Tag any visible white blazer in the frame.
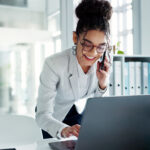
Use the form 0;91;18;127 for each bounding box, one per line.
36;49;106;137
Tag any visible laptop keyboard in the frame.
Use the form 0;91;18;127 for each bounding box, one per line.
49;139;77;150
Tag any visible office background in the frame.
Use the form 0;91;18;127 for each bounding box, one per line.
0;0;149;117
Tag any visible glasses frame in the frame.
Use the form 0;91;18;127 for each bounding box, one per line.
79;38;109;54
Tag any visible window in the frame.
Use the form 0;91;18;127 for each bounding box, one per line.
110;0;133;55
48;11;61;53
9;43;50;116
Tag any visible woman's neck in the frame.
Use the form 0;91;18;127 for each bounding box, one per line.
76;55;90;74
81;65;90;74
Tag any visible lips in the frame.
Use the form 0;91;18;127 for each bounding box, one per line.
84;55;96;61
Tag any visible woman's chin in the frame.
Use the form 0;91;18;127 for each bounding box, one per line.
83;61;95;68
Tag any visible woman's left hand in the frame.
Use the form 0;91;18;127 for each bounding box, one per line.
96;56;111;90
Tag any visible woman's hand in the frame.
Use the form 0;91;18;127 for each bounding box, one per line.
96;56;112;90
61;124;80;138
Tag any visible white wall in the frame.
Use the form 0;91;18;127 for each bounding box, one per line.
0;0;46;29
28;0;45;12
133;0;150;55
0;7;45;29
141;0;150;56
46;0;60;15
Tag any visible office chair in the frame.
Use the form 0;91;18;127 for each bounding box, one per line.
0;114;43;145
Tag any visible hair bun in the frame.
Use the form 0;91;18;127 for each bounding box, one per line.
76;0;112;21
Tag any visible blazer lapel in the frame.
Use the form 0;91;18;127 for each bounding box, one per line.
68;51;79;100
87;63;98;95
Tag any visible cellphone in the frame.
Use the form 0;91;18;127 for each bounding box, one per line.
99;51;106;70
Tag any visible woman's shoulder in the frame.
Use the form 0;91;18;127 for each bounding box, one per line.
44;48;72;70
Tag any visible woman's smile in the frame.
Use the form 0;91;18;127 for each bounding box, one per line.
83;55;96;61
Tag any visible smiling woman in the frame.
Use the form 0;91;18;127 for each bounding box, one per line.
74;30;106;73
36;0;113;139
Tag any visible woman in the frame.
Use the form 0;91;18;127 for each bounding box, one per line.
36;0;112;139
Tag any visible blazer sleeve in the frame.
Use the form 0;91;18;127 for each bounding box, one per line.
94;83;107;97
35;59;68;137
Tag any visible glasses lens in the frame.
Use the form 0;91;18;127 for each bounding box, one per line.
97;45;106;53
81;40;93;51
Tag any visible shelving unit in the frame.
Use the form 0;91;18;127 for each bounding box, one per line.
108;55;150;96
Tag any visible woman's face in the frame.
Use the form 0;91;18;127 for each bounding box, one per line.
73;30;107;71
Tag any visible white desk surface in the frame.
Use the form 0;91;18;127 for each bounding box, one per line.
0;137;77;150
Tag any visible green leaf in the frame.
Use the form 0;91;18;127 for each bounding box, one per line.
117;50;124;54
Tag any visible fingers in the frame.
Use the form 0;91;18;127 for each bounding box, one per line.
72;124;80;132
61;124;81;138
98;56;111;73
65;131;73;138
71;124;80;137
96;61;100;72
70;129;79;137
104;60;110;73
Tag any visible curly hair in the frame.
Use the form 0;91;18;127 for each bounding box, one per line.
75;0;113;44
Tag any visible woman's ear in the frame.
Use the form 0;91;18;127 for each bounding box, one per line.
73;31;78;45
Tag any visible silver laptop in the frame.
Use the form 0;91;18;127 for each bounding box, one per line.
49;95;150;150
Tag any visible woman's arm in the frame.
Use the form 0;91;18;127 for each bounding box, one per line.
35;59;68;137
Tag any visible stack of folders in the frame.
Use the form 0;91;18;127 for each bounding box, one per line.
142;62;150;95
108;60;122;96
126;61;150;95
124;62;129;95
108;71;114;96
108;60;150;96
113;61;122;96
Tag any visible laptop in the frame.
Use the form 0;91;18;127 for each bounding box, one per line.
49;95;150;150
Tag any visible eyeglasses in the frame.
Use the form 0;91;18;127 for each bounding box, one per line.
80;39;108;53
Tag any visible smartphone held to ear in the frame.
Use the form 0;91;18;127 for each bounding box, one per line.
100;51;106;70
99;50;112;71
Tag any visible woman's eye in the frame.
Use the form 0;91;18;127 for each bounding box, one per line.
84;42;92;47
98;45;106;50
85;44;92;47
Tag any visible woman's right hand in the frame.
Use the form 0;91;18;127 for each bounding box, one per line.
61;124;81;138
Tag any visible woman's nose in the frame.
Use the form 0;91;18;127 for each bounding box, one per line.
89;46;98;56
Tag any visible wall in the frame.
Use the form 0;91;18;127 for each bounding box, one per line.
0;0;46;29
46;0;60;15
141;0;150;56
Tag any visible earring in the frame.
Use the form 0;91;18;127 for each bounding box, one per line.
72;44;77;55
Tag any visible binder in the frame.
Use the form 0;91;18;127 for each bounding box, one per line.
113;61;122;96
142;62;149;95
108;71;114;96
135;62;142;95
128;62;135;95
148;63;150;94
124;62;129;95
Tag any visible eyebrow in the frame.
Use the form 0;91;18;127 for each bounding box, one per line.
83;38;106;46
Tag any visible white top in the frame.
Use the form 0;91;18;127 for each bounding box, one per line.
75;58;95;114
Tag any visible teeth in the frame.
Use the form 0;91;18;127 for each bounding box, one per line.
86;56;95;59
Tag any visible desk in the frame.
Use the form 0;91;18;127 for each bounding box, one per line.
0;137;77;150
